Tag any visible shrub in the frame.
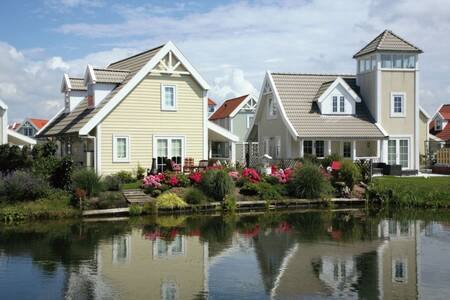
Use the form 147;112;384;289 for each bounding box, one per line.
49;156;74;190
129;204;143;216
288;163;334;199
242;168;261;183
264;175;280;185
97;191;126;209
320;153;341;168
223;194;237;212
189;172;202;185
1;171;50;202
116;171;135;184
32;156;59;179
338;160;361;188
143;174;164;188
31;141;57;159
155;192;188;209
184;188;207;204
0;145;33;174
72;168;103;197
257;182;282;200
103;175;122;191
136;163;146;180
239;182;259;196
200;169;234;201
301;153;318;164
228;171;240;181
271;168;293;184
176;174;190;187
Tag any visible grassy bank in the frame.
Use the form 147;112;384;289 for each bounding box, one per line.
366;176;450;208
0;191;80;222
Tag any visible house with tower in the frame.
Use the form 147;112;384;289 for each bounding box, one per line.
247;30;428;173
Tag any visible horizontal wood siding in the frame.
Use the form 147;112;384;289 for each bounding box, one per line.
100;73;204;175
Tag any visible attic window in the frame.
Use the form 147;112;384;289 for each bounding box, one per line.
267;96;277;119
435;118;442;131
161;85;176;111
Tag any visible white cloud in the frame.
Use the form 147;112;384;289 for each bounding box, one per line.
209;68;258;102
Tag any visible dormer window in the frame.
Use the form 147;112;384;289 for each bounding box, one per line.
435;118;442;131
332;96;337;112
339;96;345;113
317;77;360;115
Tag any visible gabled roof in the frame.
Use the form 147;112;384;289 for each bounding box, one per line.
208;98;216;106
28;118;48;130
39;42;209;137
0;98;8;110
92;68;130;84
266;72;385;138
69;78;87;91
353;30;423;58
314;77;361;103
437;104;450;120
209;95;249;120
429;104;450;141
8;122;20;130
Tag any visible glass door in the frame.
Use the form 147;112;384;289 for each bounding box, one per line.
171;139;182;165
155;137;184;172
157;139;168;172
399;140;409;168
388;140;397;165
388;139;409;168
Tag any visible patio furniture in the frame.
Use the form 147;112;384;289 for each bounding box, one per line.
166;158;182;173
197;160;209;171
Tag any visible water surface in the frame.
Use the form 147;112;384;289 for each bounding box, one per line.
1;210;450;299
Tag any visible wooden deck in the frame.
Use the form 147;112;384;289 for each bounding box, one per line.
122;189;153;204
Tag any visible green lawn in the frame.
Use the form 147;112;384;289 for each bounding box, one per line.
121;181;141;190
367;176;450;208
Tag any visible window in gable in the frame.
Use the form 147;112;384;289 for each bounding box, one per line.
332;96;338;112
340;96;345;113
267;96;277;119
161;85;176;111
391;93;405;117
435;118;442;131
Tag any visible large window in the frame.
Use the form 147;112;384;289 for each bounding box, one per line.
343;142;351;158
303;140;313;155
388;138;409;168
154;137;184;172
113;135;130;163
154;235;185;258
211;141;229;158
381;54;416;69
161;85;176;110
391;93;405;117
315;141;325;158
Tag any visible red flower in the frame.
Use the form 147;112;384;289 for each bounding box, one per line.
168;175;179;187
189;172;202;184
242;168;261;183
143;230;160;241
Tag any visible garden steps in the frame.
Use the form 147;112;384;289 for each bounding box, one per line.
122;189;153;204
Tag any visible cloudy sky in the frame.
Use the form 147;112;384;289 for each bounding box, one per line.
1;0;449;121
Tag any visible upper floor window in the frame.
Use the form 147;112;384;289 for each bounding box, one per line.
332;96;345;113
267;96;277;119
23;126;34;137
161;85;176;110
339;96;345;113
358;55;377;73
381;54;415;69
247;115;254;128
391;93;405;117
332;96;338;112
435;118;442;131
113;135;130;163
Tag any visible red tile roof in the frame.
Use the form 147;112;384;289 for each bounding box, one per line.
8;122;21;130
208;98;216;106
209;95;248;120
430;105;450;141
439;104;450;119
29;118;49;130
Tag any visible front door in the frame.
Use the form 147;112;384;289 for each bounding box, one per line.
388;138;409;168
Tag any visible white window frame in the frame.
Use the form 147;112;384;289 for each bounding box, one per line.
152;135;186;170
153;235;186;259
390;92;406;118
161;84;177;111
275;136;281;159
339;96;345;113
112;235;131;264
246;114;254;129
332;96;338;112
392;258;408;283
112;135;130;163
387;136;411;169
267;96;278;120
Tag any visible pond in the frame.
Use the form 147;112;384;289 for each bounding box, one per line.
1;209;450;299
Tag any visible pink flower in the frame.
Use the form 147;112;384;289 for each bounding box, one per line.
272;167;293;184
168;175;179;187
228;171;240;181
143;174;162;188
242;168;261;183
189;172;202;184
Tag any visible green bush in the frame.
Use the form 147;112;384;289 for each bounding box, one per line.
49;156;74;190
239;182;259;196
142;202;157;214
176;173;190;187
136;163;146;180
155;192;188;209
200;170;234;201
320;153;341;168
1;171;50;202
223;194;237;212
338;160;361;188
31;141;57;159
32;156;59;179
288;163;334;199
301;153;318;164
257;182;282;200
116;171;135;184
264;175;280;185
97;191;126;209
184;188;207;204
103;175;122;191
72;168;103;197
129;204;143;216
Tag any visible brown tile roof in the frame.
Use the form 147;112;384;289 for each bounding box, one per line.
69;78;87;91
38;45;164;137
93;68;130;83
209;95;248;120
270;73;385;139
29;118;48;130
353;30;422;58
208;98;216;106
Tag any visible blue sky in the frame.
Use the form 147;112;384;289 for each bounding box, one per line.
1;0;450;121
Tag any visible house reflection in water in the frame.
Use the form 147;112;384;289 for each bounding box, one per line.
96;229;208;300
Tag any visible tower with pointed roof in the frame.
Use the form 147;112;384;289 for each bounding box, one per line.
354;30;422;171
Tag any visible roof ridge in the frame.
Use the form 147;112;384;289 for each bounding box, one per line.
223;94;249;102
376;30;390;50
93;67;130;72
107;44;165;68
271;72;355;77
385;30;422;52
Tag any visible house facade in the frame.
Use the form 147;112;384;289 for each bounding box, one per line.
429;104;450;143
9;118;48;137
209;94;257;163
248;30;425;172
208;98;217;115
37;42;219;175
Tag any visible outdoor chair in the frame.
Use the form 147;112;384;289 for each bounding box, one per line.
198;160;209;171
183;157;195;173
